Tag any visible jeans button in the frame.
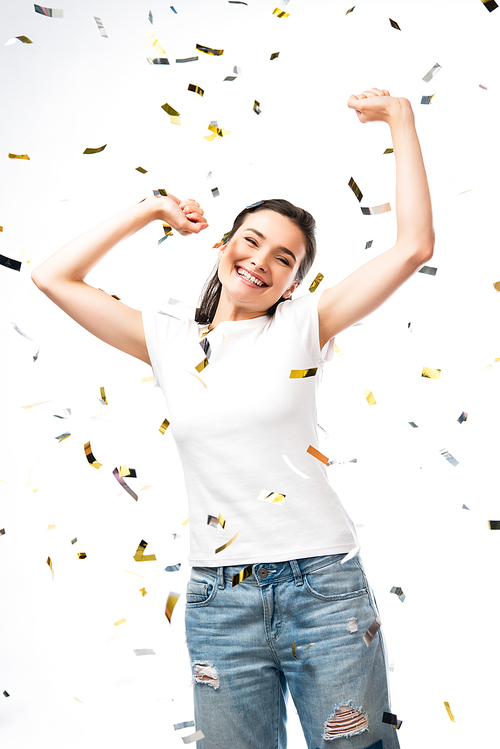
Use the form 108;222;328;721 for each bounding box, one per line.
258;568;268;579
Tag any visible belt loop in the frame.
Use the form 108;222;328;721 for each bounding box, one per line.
290;559;303;587
217;566;225;590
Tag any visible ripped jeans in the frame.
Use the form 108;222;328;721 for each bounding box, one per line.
185;554;400;749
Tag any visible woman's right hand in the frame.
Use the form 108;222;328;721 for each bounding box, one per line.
150;193;209;235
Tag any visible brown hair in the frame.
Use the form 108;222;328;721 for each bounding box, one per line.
195;199;317;324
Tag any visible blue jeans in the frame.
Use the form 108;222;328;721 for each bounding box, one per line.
185;554;400;749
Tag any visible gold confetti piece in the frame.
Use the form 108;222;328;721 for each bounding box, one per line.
165;592;180;622
113;467;138;501
303;643;314;651
346;5;355;13
282;454;310;479
142;375;154;382
348;177;363;202
383;148;394;154
1;253;22;271
364;616;381;646
422;63;441;82
273;7;289;18
421;94;435;105
334;343;343;356
257;490;286;505
186;371;208;388
182;517;190;526
146;32;165;55
47;524;55;530
136;166;147;173
188;83;204;97
159;418;170;434
292;642;298;659
488;520;500;529
77;552;87;559
114;618;126;626
481;0;498;12
99;386;107;405
363;389;377;406
71;537;77;544
422;367;441;379
73;696;83;703
204;123;231;140
232;565;252;587
270;51;280;59
493;281;500;291
55;432;70;441
361;203;391;215
123;569;145;577
309;272;324;292
8;153;30;160
216;529;241;554
134;648;156;656
174;721;195;731
46;556;54;580
83;145;107;155
196;43;224;56
307;445;329;465
389;18;401;29
444;701;455;722
16;35;33;43
140;587;147;596
0;226;3;231
34;4;64;17
182;732;205;745
170;115;181;125
161;101;180;118
94;16;108;37
481;364;493;373
84;441;102;469
141;485;152;491
195;358;209;373
133;539;157;562
207;513;226;529
289;368;318;378
479;82;488;89
418;265;437;276
253;100;261;114
119;466;130;477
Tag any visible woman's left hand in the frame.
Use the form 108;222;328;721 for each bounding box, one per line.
347;88;412;124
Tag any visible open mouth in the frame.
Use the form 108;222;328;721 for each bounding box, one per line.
236;267;267;287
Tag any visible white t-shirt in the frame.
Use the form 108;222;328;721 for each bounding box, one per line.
142;290;358;566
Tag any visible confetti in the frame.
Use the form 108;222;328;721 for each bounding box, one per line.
8;153;30;160
99;386;108;405
309;272;324;292
186;371;208;387
421;94;435;105
9;36;33;44
204;123;231;141
77;552;87;559
282;454;310;479
383;148;393;154
457;411;468;424
257;490;286;505
199;337;211;359
195;358;208;373
140;587;147;597
3;691;10;697
292;642;298;659
11;322;34;340
113;467;138;501
347;618;358;633
94;16;108;37
348;177;363;202
383;712;402;729
207;514;226;530
174;722;195;731
165;563;181;571
270;51;280;59
165;592;179;623
233;66;243;74
229;0;248;4
440;448;458;467
176;56;198;63
0;529;5;536
196;43;223;56
148;9;153;23
171;6;177;12
71;538;77;544
161;102;180;118
481;0;498;11
136;166;147;174
182;518;190;526
83;145;107;155
365;240;373;249
289;368;317;378
134;649;155;656
55;432;70;441
182;732;205;745
389;18;401;29
148;57;170;64
188;83;204;97
215;530;241;554
390;586;406;602
363;616;381;646
409;421;418;428
147;32;165;55
422;367;441;379
334;343;343;356
418;265;437;275
232;565;252;587
224;76;237;81
134;540;157;562
34;4;64;18
273;7;289;18
114;618;126;626
363;389;376;406
488;520;500;530
159;418;170;434
252;99;262;115
46;556;54;580
422;63;441;82
346;6;355;14
84;441;102;469
361;203;391;215
479;82;488;89
444;701;455;722
211;187;220;197
47;525;55;530
307;445;329;465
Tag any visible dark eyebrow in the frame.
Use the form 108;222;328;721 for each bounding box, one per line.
245;228;297;264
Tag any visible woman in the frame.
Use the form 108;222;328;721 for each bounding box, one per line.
32;89;433;749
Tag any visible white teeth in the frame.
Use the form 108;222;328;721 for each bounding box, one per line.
237;268;264;286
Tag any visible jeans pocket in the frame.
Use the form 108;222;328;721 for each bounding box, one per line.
186;570;218;608
303;558;368;602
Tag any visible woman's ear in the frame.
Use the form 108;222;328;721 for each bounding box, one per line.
217;243;227;259
283;281;301;299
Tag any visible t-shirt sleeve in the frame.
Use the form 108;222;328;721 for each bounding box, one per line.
141;308;165;387
275;289;335;364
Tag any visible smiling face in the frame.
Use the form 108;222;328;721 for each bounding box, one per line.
216;210;307;319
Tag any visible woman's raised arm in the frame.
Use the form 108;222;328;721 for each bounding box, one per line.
318;89;434;347
31;195;208;364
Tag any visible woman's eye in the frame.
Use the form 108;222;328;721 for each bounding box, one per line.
278;257;290;265
245;237;257;245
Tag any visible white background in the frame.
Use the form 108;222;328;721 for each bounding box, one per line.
1;0;499;747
